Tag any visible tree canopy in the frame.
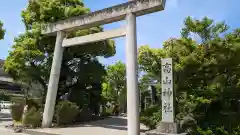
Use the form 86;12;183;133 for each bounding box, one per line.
3;0;115;112
102;61;127;112
0;21;5;40
138;16;240;134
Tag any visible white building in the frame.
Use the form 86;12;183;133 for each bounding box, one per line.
0;101;12;113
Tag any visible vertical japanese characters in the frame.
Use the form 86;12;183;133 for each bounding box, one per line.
161;58;174;123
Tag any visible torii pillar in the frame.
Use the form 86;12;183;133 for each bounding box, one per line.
125;1;140;134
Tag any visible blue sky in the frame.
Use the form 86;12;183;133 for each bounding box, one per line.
0;0;240;65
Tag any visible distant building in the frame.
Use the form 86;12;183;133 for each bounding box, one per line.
0;59;22;92
0;101;12;113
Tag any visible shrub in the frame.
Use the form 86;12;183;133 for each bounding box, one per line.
140;105;161;129
194;126;240;135
10;103;24;121
106;106;114;115
141;104;160;116
100;105;111;117
76;107;93;122
55;101;79;125
26;98;40;110
0;92;10;101
22;107;41;128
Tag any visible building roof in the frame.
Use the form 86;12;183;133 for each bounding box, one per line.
0;59;10;77
0;68;10;77
0;59;4;68
0;59;21;91
0;59;4;64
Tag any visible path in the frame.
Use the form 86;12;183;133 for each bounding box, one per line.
0;112;27;135
26;116;149;135
0;127;28;135
0;112;149;135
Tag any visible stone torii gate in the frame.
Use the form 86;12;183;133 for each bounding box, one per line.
41;0;166;135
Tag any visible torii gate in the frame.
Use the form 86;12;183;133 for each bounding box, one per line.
41;0;166;135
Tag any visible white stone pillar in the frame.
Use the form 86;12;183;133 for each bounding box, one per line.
161;58;174;123
42;31;65;128
126;11;140;135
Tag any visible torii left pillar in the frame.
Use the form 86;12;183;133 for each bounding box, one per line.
126;3;140;135
42;31;65;128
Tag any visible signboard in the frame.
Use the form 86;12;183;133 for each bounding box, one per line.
161;58;174;123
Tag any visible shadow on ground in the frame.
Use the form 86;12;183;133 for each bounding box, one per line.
87;117;148;133
53;116;148;133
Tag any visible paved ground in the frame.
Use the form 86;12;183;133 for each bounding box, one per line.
0;112;149;135
0;127;28;135
27;116;149;135
0;112;28;135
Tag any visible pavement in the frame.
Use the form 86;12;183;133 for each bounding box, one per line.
0;111;149;135
0;112;28;135
0;127;28;135
25;116;149;135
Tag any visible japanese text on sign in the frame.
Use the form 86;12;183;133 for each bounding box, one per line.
161;58;174;123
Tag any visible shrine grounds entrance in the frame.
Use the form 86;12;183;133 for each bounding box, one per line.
41;1;166;135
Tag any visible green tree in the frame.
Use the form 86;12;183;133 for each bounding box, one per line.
138;16;240;134
138;73;161;111
4;0;115;113
181;16;228;53
102;61;126;113
139;74;153;99
0;21;5;40
0;92;10;101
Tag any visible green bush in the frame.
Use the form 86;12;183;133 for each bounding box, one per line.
141;105;160;116
23;107;41;128
0;92;10;101
76;107;93;122
100;105;111;117
26;98;40;110
55;101;79;125
106;106;114;115
140;105;161;129
195;126;240;135
10;103;24;121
